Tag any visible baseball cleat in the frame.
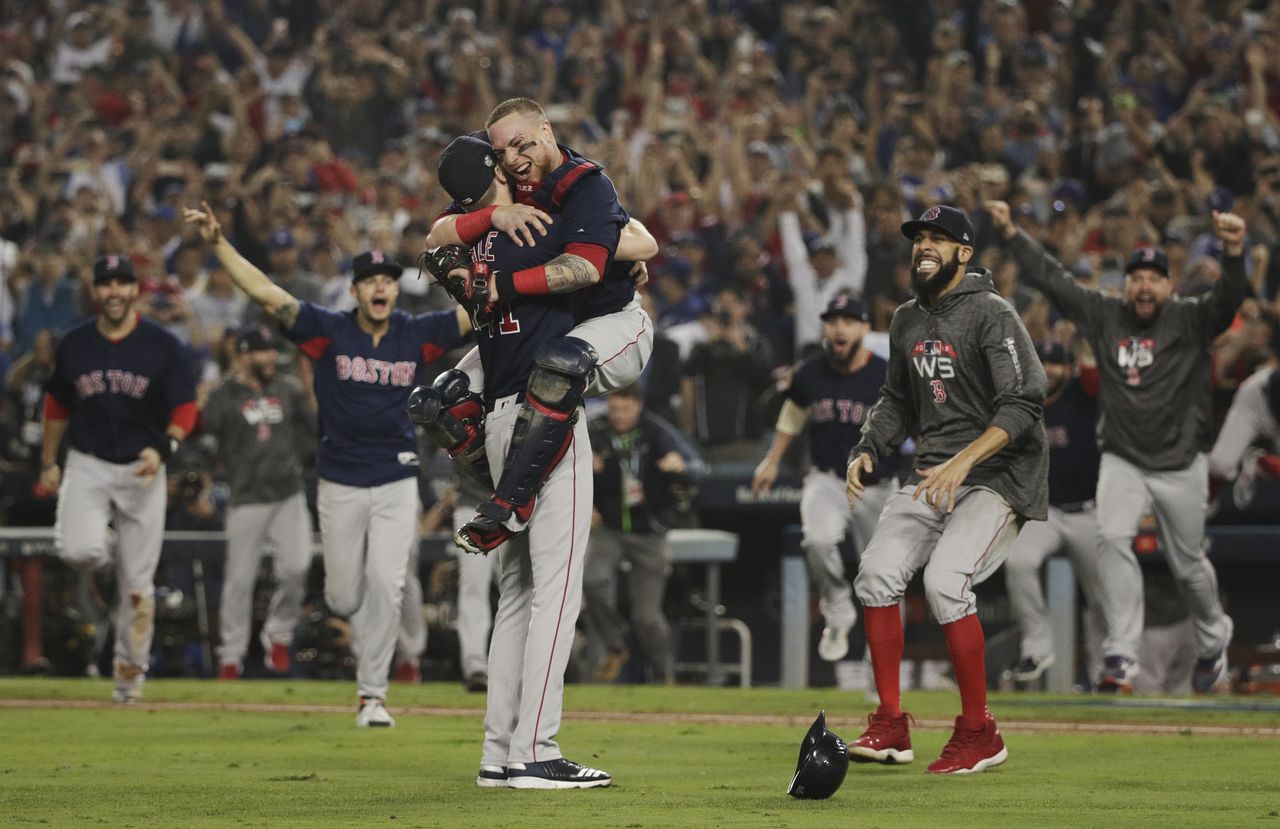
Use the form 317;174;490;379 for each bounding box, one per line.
464;672;488;693
506;758;612;789
455;514;512;554
927;712;1008;774
1097;655;1139;694
848;707;914;764
264;642;291;674
356;697;395;728
217;663;242;680
476;765;508;788
818;625;851;662
1011;654;1055;683
111;675;144;705
394;660;422;684
1192;616;1233;694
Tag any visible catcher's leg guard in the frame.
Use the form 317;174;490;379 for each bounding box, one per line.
407;369;490;486
456;338;596;553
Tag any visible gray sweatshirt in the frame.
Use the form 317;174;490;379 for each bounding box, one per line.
853;269;1049;520
202;373;315;505
1007;231;1247;471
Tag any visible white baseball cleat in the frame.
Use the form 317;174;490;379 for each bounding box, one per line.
818;626;851;662
476;765;509;788
111;675;144;705
356;697;395;728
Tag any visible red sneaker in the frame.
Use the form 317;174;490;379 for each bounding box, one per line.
394;660;421;684
217;663;241;680
265;642;290;674
848;707;915;764
927;713;1008;774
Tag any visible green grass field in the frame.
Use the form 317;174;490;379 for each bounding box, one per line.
2;679;1278;828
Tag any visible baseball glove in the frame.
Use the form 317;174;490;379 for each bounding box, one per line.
419;245;496;326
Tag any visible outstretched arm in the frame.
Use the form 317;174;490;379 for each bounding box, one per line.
184;201;299;327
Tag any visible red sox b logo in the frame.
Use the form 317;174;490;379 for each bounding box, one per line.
912;340;957;404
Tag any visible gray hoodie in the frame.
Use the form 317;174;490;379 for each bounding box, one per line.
852;269;1049;520
202;373;315;506
1007;231;1247;471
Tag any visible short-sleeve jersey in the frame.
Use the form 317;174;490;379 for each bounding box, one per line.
513;145;632;320
46;315;197;464
281;304;462;487
785;352;890;479
470;224;583;401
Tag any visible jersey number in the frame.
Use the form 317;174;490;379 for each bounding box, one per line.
930;379;947;403
497;310;521;335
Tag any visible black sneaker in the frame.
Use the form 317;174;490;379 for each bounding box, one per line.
1192;616;1233;694
464;672;488;693
476;765;508;788
507;758;612;789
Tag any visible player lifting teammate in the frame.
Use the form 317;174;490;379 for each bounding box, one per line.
422;99;655;555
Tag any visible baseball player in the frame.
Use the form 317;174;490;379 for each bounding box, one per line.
424;99;655;553
994;201;1246;694
1004;340;1106;685
185;203;470;727
751;291;894;663
412;148;611;789
1209;365;1280;507
453;474;500;691
845;205;1047;774
203;324;315;679
40;254;198;704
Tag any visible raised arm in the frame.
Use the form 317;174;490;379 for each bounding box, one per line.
184;201;299;327
1196;210;1249;336
988;200;1105;328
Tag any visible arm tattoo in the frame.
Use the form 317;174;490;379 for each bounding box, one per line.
544;253;600;293
272;299;300;330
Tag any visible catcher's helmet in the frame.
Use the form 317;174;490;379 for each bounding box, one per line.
787;710;849;800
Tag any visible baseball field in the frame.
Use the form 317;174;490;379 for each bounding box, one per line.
1;679;1277;828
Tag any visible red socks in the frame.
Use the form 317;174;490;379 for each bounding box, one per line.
865;605;904;717
943;613;988;729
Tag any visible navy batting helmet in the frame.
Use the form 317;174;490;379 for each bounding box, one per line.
787;711;849;800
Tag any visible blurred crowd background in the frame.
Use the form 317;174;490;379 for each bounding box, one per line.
1;0;1279;679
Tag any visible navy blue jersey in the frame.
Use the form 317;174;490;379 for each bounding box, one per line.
1043;377;1099;505
785;352;890;479
514;144;631;320
471;225;583;401
282;304;463;487
46;316;197;464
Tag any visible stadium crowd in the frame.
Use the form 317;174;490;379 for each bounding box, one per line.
1;0;1279;686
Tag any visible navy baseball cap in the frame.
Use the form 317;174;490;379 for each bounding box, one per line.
820;292;869;323
1124;246;1169;278
93;254;136;284
901;205;975;246
352;248;403;283
438;132;497;207
266;228;295;251
235;324;277;353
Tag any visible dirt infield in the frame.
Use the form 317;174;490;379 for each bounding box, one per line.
4;697;1277;738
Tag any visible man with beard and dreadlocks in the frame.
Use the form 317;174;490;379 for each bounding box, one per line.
991;200;1247;695
751;291;894;664
844;205;1047;774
